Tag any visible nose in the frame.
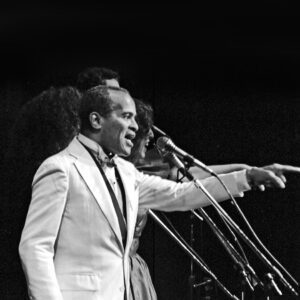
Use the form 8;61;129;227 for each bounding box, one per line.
130;117;139;132
148;129;154;139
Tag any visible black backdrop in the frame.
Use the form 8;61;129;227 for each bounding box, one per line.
0;4;300;299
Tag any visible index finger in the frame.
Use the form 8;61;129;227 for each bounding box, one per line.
280;165;300;173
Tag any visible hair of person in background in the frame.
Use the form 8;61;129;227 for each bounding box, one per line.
76;67;120;91
126;98;154;164
4;86;81;215
2;86;82;300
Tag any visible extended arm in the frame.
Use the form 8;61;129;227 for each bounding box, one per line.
184;163;299;192
189;163;251;180
137;166;285;212
191;162;300;182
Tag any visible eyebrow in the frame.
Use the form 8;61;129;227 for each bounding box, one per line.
113;103;123;110
122;111;136;118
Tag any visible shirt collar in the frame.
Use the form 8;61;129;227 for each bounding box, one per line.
78;133;117;167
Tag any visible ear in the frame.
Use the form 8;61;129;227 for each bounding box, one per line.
89;112;103;130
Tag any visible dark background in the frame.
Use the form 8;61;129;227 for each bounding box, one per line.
0;3;300;299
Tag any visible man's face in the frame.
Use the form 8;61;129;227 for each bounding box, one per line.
99;90;138;156
138;129;154;159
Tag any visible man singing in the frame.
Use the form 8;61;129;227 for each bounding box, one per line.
19;85;286;300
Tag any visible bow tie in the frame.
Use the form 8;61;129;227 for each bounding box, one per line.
98;156;116;168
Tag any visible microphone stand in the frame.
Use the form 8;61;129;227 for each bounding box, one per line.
189;154;299;291
153;127;299;297
175;164;206;300
192;175;298;296
188;210;210;299
148;209;240;300
176;167;264;296
189;213;196;300
188;162;298;296
192;209;258;298
166;150;260;298
156;133;258;280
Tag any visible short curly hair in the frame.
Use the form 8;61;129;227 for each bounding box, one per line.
134;98;153;139
3;86;81;264
79;85;130;131
127;98;153;163
76;67;120;91
6;86;81;174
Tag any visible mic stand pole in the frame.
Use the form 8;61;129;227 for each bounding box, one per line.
188;213;209;299
154;127;299;294
178;166;258;298
178;166;263;293
191;177;298;296
179;154;298;296
192;209;260;298
176;167;204;300
155;131;299;292
154;126;298;296
189;213;195;300
148;209;240;300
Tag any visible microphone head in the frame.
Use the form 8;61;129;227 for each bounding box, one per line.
156;136;175;152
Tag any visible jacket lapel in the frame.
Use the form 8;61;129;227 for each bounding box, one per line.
115;159;138;254
67;138;124;250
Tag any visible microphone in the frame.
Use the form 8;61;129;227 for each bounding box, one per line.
163;152;195;181
156;136;215;175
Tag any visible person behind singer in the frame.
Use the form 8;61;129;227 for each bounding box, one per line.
18;84;289;300
2;87;81;299
76;66;120;90
125;98;157;300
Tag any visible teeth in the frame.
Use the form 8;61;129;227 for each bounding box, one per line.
125;133;135;140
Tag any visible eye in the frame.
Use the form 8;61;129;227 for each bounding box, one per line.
123;113;132;119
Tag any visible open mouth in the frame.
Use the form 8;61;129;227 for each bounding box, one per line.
125;133;136;146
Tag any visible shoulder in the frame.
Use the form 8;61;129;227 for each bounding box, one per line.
38;137;82;169
32;147;75;185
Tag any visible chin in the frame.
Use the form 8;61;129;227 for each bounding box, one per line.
119;152;130;157
140;149;146;159
119;148;132;157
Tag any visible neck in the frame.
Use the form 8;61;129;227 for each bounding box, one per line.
80;130;115;158
102;147;115;159
80;130;99;144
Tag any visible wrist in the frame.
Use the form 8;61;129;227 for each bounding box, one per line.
243;164;252;170
246;168;255;188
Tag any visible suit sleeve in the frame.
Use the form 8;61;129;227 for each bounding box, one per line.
19;157;69;300
137;169;251;211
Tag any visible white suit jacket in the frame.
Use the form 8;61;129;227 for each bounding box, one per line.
19;137;250;300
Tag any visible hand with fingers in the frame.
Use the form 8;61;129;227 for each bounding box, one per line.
246;167;286;191
262;163;300;183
